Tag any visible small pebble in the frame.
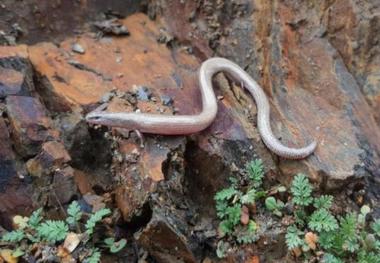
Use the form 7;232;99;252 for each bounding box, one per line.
160;94;173;106
136;86;152;101
72;43;85;54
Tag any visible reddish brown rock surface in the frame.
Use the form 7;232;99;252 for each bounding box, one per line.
0;1;380;262
6;96;57;157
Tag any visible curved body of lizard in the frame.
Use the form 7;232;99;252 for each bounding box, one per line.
86;57;317;159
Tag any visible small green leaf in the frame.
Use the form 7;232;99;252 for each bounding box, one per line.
216;240;229;258
313;195;333;210
28;208;43;229
247;159;264;187
371;219;380;236
110;239;127;253
322;253;343;263
247;220;257;232
37;220;69;242
85;248;101;263
85;208;111;236
66;201;82;225
360;205;371;215
308;209;338;232
214;187;238;201
285;226;304;249
291;174;313;206
241;189;256;204
265;197;277;211
1;230;25;242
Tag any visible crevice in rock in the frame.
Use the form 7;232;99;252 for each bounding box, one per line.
67;60;113;82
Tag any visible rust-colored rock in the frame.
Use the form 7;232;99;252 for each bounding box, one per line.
135;211;197;263
29;13;199;114
155;0;380;190
26;141;71;177
0;45;35;98
5;96;57;157
73;169;93;195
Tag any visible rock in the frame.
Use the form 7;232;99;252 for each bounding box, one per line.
29;13;200;113
0;45;35;98
135;210;197;263
136;85;152;101
0;1;140;44
26;141;71;177
71;43;85;54
160;94;173;106
0;67;25;98
73;169;93;195
93;19;130;36
155;0;380;190
5;96;57;157
49;166;79;206
0;118;33;228
325;0;380;125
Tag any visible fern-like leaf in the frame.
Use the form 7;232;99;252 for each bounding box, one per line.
37;220;68;242
28;208;43;229
339;213;359;252
247;159;264;188
285;226;304;249
1;230;25;242
372;219;380;237
214;187;238;201
291;174;313;206
66;201;82;225
216;201;229;219
241;188;256;205
358;250;380;263
308;209;338;232
314;195;333;210
85;249;101;263
319;231;336;250
85;208;111;235
322;253;343;263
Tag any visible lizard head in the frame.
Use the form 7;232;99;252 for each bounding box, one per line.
85;111;138;129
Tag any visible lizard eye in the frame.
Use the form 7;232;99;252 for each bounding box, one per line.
86;114;102;121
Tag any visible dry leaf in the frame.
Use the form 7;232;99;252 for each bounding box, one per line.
292;247;302;257
305;232;318;250
12;215;28;230
63;232;81;253
241;205;250;225
0;249;18;263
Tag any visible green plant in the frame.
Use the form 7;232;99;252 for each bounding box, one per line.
290;174;313;206
214;161;380;261
36;220;69;242
85;208;111;236
247;159;264;188
85;248;101;263
214;159;267;258
0;201;121;263
104;237;127;253
285;225;305;249
285;175;380;262
308;209;338;232
265;196;284;217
